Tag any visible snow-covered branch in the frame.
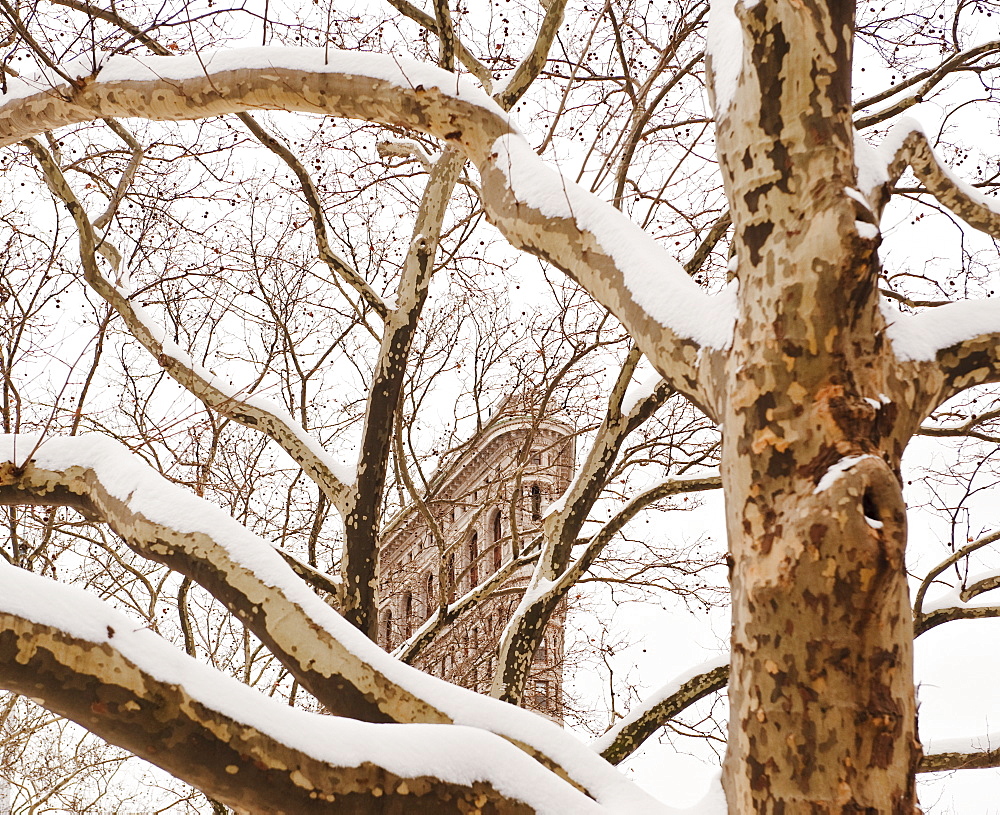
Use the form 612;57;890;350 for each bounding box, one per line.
592;657;729;765
873;122;1000;404
882;119;1000;237
0;435;673;813
0;46;729;405
0;434;437;725
914;528;1000;635
921;733;1000;773
0;563;604;814
884;298;1000;415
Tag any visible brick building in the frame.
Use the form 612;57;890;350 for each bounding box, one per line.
377;400;574;717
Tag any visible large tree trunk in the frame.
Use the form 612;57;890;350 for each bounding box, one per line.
712;0;921;809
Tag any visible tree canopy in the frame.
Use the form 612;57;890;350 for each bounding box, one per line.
2;0;1000;811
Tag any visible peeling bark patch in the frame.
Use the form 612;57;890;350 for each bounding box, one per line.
742;222;774;266
753;22;789;137
766;140;792;184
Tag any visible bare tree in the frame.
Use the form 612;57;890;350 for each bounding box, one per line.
1;0;1000;812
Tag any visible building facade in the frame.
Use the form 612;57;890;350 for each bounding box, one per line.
377;402;574;718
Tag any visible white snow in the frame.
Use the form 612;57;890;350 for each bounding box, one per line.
590;655;728;756
621;365;667;418
855;220;879;240
0;48;510;124
854;132;890;200
882;297;1000;362
859;115;1000;362
844;186;871;211
492;134;738;350
920;567;1000;614
706;0;745;115
0;433;689;814
812;454;875;494
0;562;604;813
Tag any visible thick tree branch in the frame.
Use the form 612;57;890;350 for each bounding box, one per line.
920;742;1000;773
0;49;724;411
494;0;568;110
594;659;729;766
0;564;585;814
341;148;464;635
883;121;1000;237
0;438;441;726
0;437;664;811
914;604;1000;636
913;529;1000;620
492;359;718;705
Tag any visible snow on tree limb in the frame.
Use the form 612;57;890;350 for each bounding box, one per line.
862;118;1000;404
21;135;358;515
0;564;603;814
0;434;675;814
882;118;1000;236
593;657;729;766
0;434;445;727
0;47;731;406
920;734;1000;773
882;297;1000;406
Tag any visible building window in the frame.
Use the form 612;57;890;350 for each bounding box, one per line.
491;511;503;571
533;678;551;710
531;452;542;466
383;609;393;648
530;485;542;520
537;637;547;661
468;532;479;586
425;572;435;615
403;592;413;637
446;553;456;601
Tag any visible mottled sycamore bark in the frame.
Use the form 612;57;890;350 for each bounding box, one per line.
4;2;1000;808
710;1;921;810
0;458;447;727
0;615;533;814
0;452;603;804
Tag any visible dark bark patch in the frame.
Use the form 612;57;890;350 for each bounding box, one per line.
765;447;795;480
747;754;772;792
862;488;880;525
742;221;774;266
752;22;789;137
765;140;792;188
744;181;774;214
799;444;840;486
940;346;995;383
